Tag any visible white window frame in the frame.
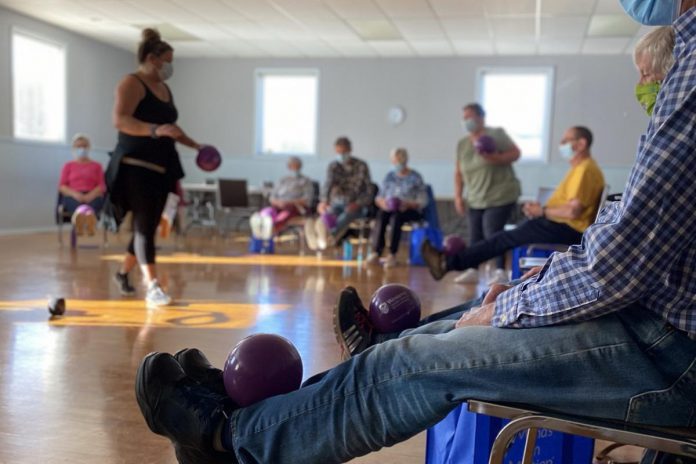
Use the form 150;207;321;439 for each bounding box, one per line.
254;68;319;157
11;27;68;144
476;67;555;164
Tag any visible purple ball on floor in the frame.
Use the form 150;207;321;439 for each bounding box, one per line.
223;333;303;407
368;284;421;333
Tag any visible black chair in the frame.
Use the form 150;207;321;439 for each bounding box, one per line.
217;179;256;233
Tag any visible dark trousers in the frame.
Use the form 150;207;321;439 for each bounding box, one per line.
371;209;423;255
468;202;516;270
119;165;169;265
61;195;104;216
446;217;583;271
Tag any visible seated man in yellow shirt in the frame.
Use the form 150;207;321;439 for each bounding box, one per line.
422;126;605;281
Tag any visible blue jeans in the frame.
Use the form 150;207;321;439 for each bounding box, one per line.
225;305;696;463
329;204;368;238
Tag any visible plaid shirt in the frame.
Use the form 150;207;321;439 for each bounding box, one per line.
494;9;696;335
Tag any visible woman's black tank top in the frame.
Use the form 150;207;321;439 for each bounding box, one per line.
113;74;181;173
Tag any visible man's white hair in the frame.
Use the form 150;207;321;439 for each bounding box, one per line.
633;26;676;79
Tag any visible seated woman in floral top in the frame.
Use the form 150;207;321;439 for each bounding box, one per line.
367;147;428;268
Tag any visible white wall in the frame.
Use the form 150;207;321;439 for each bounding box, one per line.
0;7;132;232
172;55;648;198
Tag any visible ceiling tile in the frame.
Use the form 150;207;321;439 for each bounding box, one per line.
428;0;485;17
538;37;583;54
348;19;401;40
441;18;490;39
593;0;628;15
80;1;158;24
484;0;536;17
409;39;454;55
452;39;494;55
588;14;640;37
324;0;385;19
582;37;632;54
489;17;535;38
375;0;434;19
219;0;288;21
298;19;358;39
170;0;243;21
495;37;537;55
175;22;235;41
369;40;414;56
394;19;445;39
541;0;595;16
540;16;589;38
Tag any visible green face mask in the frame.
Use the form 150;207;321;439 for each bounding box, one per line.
635;81;661;115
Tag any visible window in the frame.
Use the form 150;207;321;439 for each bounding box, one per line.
255;70;318;155
12;30;66;142
477;68;554;163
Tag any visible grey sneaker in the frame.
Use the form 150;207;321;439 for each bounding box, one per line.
304;219;318;251
113;272;136;296
146;280;172;307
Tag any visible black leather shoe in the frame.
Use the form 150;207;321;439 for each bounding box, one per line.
174;348;227;397
421;240;447;281
333;286;375;360
135;352;236;464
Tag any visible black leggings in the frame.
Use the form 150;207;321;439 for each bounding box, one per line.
119;165;169;265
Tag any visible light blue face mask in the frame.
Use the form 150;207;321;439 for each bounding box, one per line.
559;143;574;160
394;162;406;172
620;0;682;25
461;118;479;134
75;147;89;159
336;153;350;163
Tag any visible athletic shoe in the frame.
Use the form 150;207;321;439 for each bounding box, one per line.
85;214;97;236
113;272;136;296
454;268;480;284
72;211;86;236
315;218;329;250
383;254;398;269
304;219;318;251
364;252;380;265
487;269;510;285
174;348;227;397
249;213;263;239
260;215;273;240
421;240;447;281
135;352;235;464
333;286;374;360
146;280;172;307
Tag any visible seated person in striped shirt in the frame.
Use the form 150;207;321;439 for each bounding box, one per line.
421;125;605;281
134;8;696;463
249;157;314;240
366;148;427;269
58;133;106;235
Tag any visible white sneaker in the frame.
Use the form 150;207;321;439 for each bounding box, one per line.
454;268;480;284
304;219;318;251
260;215;273;240
365;252;380;265
383;254;398;269
146;280;172;307
487;269;510;285
250;213;263;239
315;218;329;250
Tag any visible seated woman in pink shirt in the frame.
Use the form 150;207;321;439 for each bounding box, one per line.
58;134;106;235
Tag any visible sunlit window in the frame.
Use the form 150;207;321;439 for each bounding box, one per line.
12;30;66;142
478;68;554;162
255;70;318;155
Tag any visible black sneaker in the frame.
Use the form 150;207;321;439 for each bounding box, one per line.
333;286;375;360
113;272;136;296
135;352;235;464
174;348;227;398
421;240;447;281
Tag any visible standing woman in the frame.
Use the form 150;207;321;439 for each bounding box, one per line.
453;103;521;285
107;28;202;306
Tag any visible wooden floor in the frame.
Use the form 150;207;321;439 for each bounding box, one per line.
0;230;484;464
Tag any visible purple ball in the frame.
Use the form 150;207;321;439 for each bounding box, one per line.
386;197;402;212
443;235;466;256
321;212;337;229
196;145;222;172
260;207;277;220
223;333;303;407
474;135;496;155
368;284;421;333
75;204;94;215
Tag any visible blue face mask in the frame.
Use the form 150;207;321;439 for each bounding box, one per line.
559;143;574;160
620;0;682;25
461;118;479;134
75;147;89;159
336;153;350;163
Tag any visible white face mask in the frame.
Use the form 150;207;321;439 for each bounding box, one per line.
559;142;574;160
74;147;89;159
158;61;173;81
